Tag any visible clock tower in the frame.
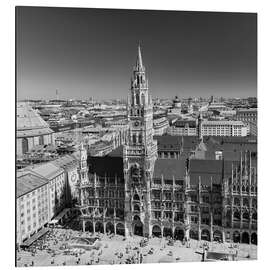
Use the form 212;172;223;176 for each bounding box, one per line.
123;45;157;237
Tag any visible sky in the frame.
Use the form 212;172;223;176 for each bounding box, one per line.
16;7;257;100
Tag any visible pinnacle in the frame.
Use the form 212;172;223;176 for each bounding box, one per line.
136;44;144;71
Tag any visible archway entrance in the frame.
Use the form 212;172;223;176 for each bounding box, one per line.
105;222;114;234
95;222;104;233
201;229;210;241
233;231;240;243
116;223;125;236
213;230;223;242
251;233;257;245
163;227;173;238
133;222;143;236
242;232;250;244
152;225;162;237
189;230;199;240
174;227;185;241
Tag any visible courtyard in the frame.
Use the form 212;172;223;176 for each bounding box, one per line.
16;220;257;267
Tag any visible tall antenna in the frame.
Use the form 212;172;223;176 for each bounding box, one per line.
56;89;59;100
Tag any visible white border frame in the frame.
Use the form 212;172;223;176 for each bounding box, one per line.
1;1;269;269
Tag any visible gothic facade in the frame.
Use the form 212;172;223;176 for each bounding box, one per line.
76;46;257;245
123;45;158;237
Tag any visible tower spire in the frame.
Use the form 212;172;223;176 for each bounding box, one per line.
135;44;144;71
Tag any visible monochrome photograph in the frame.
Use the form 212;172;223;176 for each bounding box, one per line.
15;6;257;266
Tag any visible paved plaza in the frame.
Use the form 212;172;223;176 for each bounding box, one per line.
16;224;257;267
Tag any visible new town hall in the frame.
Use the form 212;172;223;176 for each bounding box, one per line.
77;46;257;245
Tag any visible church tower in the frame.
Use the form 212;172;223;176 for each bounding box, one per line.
123;45;157;237
77;143;89;206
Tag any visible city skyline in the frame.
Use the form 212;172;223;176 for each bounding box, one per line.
16;7;257;100
16;7;258;265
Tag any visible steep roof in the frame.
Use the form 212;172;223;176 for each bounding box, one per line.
88;155;124;178
107;145;123;157
181;136;200;150
153;158;187;179
135;45;144;71
189;159;238;185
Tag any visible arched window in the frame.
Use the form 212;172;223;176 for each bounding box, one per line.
133;215;140;221
133;134;137;144
234;197;240;206
133;194;140;201
141;93;145;105
243;198;249;207
138;134;142;144
242;185;246;192
133;204;140;212
136;93;140;105
137;75;140;84
234;211;240;221
242;212;249;220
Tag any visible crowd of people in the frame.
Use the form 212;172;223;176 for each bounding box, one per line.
16;218;257;266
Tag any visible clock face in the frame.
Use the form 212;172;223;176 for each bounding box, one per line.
71;173;77;182
134;121;140;127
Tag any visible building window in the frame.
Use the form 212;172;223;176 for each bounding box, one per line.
133;204;140;212
22;138;28;154
191;216;198;223
202;196;209;203
202;218;209;225
133;134;136;144
136;93;140;105
138;134;142;144
164;212;172;219
154;211;161;219
164;192;172;200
